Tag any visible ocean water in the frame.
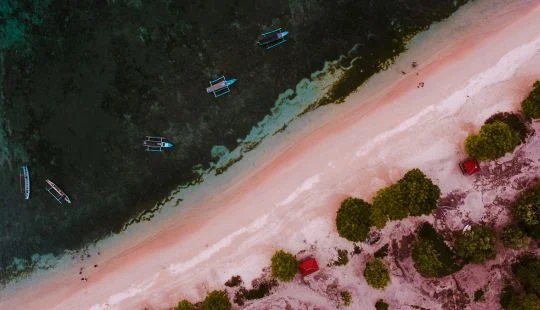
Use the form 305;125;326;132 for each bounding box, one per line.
0;0;469;285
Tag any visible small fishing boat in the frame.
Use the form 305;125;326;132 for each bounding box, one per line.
20;166;30;200
206;75;237;98
45;179;71;204
143;136;174;152
257;28;289;50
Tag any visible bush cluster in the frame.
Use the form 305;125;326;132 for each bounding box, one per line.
500;254;540;310
372;169;441;228
521;80;540;119
464;121;521;161
375;299;389;310
340;291;352;307
501;225;529;249
174;300;196;310
454;225;496;264
233;279;278;306
484;112;532;143
270;250;298;282
364;258;390;289
335;197;373;242
201;290;231;310
412;223;461;277
512;182;540;239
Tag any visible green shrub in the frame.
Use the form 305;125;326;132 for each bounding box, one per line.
340;291;352;306
374;244;389;258
372;169;441;227
375;299;389;310
485;112;532;143
233;279;278;305
412;223;461;277
454;226;496;263
464;121;521;160
270;250;298;282
224;275;242;287
507;293;540;310
364;258;390;289
201;290;231;310
332;249;349;266
474;289;485;302
521;80;540;119
512;255;540;296
501;285;517;309
174;300;196;310
512;183;540;239
501;225;529;249
336;197;373;242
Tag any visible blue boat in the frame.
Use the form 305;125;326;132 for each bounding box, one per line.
143;136;174;152
206;75;237;98
20;166;30;200
258;28;289;50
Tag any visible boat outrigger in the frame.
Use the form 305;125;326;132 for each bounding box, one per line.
257;28;289;50
206;75;237;98
20;166;30;200
45;179;71;204
143;136;173;152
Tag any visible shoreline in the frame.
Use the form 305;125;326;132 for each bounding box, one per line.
2;0;540;309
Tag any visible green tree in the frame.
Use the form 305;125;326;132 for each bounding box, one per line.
335;197;373;242
485;112;532;143
201;290;231;310
175;300;196;310
464;121;521;160
522;80;540;119
270;250;298;282
340;291;352;306
512;255;540;296
398;168;441;217
371;203;388;229
412;239;443;277
501;225;529;249
373;183;407;221
512;183;540;239
507;293;540;310
364;258;390;289
454;226;496;263
375;299;389;310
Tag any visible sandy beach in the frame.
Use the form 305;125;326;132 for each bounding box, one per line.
1;0;540;309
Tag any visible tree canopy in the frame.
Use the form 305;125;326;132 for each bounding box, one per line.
411;223;461;277
364;258;390;289
464;121;521;161
372;169;440;228
501;225;529;249
454;226;496;263
201;290;231;310
512;255;540;296
521;80;540;119
485;112;532;143
174;300;196;310
512;183;540;239
270;250;298;282
336;197;373;242
375;299;389;310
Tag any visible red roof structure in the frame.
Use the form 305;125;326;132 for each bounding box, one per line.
459;158;480;175
299;258;319;277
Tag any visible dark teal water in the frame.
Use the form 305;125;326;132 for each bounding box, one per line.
0;0;469;284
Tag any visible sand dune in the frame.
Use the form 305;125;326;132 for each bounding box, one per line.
1;0;540;309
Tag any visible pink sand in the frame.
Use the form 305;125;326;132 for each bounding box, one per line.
1;0;540;309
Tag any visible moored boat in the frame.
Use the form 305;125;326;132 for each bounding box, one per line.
20;166;30;200
45;179;71;204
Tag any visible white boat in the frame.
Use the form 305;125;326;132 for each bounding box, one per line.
45;179;71;204
20;166;30;200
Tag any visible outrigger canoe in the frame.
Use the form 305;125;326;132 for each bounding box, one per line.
45;179;71;204
20;166;30;200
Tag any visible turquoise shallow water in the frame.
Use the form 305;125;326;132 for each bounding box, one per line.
0;0;469;284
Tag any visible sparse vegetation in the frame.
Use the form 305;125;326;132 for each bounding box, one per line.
331;249;349;266
521;81;540;119
464;121;521;160
233;279;278;306
364;258;390;289
201;290;231;310
372;169;441;228
270;250;298;282
512;183;540;239
224;275;243;287
474;289;485;302
501;225;529;249
174;300;196;310
375;299;389;310
411;223;461;277
454;225;496;263
341;291;352;307
336;197;373;242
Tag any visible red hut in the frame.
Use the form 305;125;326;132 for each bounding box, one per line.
299;258;319;277
459;158;480;175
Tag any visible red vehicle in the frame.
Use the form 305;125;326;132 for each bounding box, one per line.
459;158;480;175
